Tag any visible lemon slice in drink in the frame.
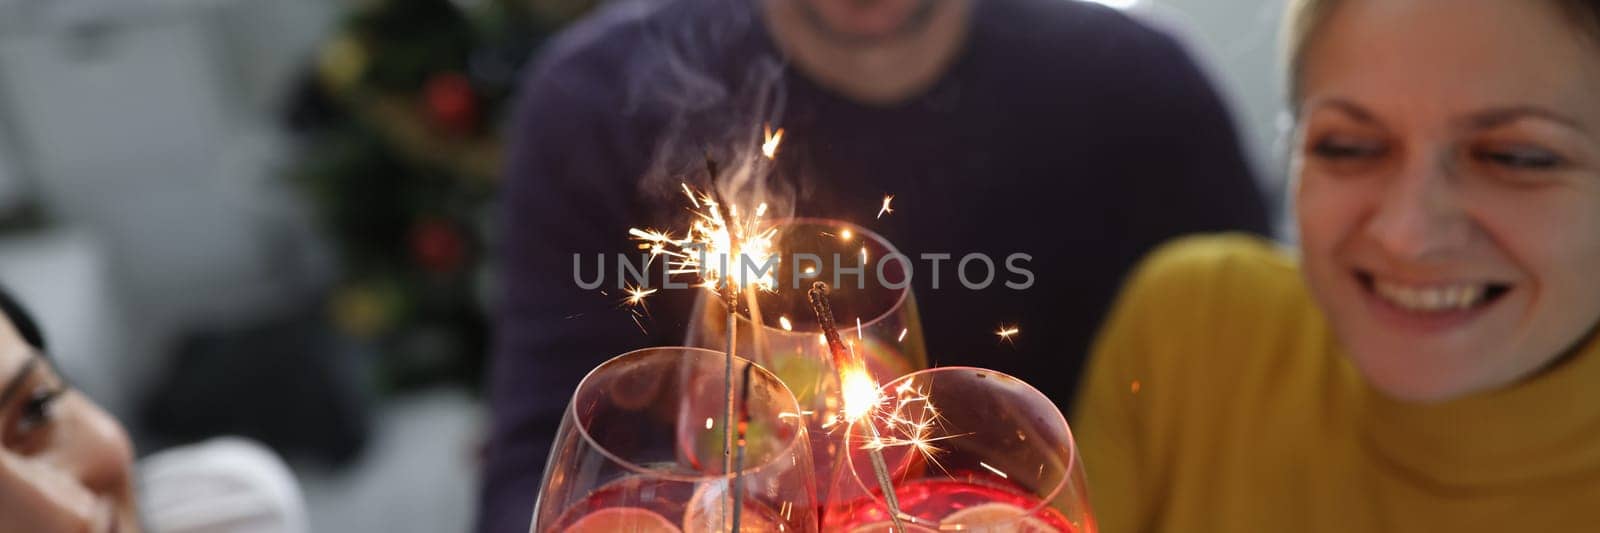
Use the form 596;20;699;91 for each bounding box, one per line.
681;481;778;533
562;507;681;533
940;502;1059;533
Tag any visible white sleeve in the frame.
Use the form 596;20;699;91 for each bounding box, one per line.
138;437;308;533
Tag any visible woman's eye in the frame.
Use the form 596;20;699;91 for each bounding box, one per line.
14;387;62;436
1473;146;1566;170
1311;136;1386;160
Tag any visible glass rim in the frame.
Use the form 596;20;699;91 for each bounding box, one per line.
569;345;811;483
844;366;1079;527
718;217;913;335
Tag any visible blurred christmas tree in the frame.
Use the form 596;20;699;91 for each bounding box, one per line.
284;0;596;391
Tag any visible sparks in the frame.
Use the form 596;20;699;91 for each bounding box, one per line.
857;377;968;475
622;285;658;308
762;124;784;159
877;195;895;219
839;229;853;241
996;324;1020;344
978;461;1009;479
779;316;793;331
628;183;779;294
898;328;908;342
680;182;700;208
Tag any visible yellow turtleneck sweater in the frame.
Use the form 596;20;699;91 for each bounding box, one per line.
1073;234;1600;533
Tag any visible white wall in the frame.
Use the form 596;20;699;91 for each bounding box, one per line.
1123;0;1292;210
0;0;337;403
0;131;24;214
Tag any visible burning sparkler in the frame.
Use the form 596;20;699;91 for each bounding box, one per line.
627;149;783;531
807;282;908;533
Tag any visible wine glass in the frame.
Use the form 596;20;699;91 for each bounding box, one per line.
531;347;818;533
827;367;1096;533
684;219;928;513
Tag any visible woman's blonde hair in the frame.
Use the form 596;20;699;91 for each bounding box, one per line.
1282;0;1600;110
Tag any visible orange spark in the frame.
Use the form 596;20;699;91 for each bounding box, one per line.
877;195;895;219
762;125;784;159
621;285;658;311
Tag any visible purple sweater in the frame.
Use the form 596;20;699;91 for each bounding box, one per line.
480;0;1269;531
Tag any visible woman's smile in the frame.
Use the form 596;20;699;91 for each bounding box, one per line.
1352;268;1515;333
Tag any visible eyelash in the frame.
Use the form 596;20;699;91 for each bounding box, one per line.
1310;137;1567;172
1472;147;1566;170
1311;138;1385;160
11;386;63;438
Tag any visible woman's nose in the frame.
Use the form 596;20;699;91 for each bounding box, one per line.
39;394;134;496
1363;150;1473;261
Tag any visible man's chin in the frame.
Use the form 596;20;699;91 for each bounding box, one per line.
797;0;941;46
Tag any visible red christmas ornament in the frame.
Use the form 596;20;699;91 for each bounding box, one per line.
423;72;478;136
411;218;468;275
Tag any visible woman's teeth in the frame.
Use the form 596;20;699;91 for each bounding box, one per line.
1372;281;1486;312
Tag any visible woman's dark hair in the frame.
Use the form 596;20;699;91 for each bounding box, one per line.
0;287;46;351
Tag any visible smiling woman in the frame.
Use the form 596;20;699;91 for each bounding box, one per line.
1291;0;1600;403
1073;0;1600;531
0;289;140;533
0;288;310;533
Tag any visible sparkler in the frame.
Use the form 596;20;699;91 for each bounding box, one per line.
807;282;907;533
619;127;963;530
626;143;785;531
730;362;755;532
719;280;737;532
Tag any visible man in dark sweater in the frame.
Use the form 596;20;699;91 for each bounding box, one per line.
479;0;1269;531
